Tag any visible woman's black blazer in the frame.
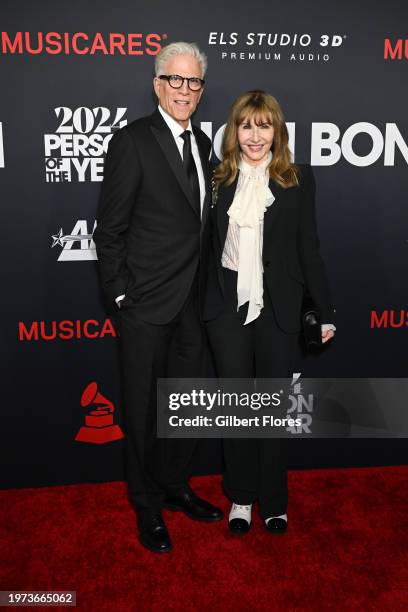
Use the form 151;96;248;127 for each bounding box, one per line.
203;164;335;333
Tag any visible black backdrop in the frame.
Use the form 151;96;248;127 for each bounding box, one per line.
1;0;407;488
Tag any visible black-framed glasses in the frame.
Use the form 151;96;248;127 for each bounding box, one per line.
158;74;205;91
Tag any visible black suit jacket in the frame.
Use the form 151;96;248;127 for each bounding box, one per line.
93;109;212;324
203;164;335;333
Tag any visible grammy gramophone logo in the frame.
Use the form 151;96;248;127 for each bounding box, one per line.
75;381;124;444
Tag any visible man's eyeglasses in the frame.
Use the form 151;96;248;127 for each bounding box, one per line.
158;74;205;91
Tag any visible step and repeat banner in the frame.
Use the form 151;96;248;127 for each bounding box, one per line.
1;1;407;487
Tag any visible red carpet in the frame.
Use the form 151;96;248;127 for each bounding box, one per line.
1;467;407;611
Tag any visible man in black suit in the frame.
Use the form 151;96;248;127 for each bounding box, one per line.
93;42;222;554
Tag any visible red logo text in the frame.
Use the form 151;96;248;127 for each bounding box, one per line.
18;319;117;341
1;32;164;56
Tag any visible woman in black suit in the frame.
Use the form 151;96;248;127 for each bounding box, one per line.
204;90;335;535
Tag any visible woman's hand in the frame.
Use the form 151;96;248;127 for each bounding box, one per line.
321;324;335;344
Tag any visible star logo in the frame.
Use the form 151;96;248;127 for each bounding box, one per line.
51;228;65;248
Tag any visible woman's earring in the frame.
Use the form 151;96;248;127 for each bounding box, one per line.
211;173;218;207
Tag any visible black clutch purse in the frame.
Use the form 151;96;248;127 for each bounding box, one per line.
302;292;322;351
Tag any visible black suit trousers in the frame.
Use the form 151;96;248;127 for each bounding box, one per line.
118;275;205;512
206;268;301;518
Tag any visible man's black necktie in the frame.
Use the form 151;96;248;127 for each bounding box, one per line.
180;130;201;216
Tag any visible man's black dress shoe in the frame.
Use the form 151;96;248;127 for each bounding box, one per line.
264;517;288;535
164;488;223;522
138;511;172;553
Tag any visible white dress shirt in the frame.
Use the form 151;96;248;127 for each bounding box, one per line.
221;153;274;325
158;105;206;214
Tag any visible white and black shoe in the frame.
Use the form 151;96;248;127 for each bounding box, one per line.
228;503;252;534
264;513;288;535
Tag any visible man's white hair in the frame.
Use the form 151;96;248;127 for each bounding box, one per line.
155;41;208;78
